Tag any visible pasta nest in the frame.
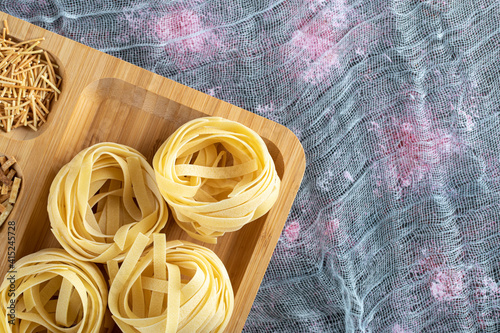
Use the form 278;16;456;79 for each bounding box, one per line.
0;249;112;333
48;142;169;262
107;233;234;333
153;117;280;243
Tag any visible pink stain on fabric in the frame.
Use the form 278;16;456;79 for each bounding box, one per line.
302;50;340;84
430;269;464;301
477;276;500;297
392;323;412;333
307;0;328;11
325;218;340;239
483;276;500;294
284;221;300;242
291;30;332;61
155;10;213;53
374;117;461;193
255;103;276;113
462;112;475;131
122;8;149;33
451;103;476;132
289;2;349;84
206;86;221;97
343;171;354;182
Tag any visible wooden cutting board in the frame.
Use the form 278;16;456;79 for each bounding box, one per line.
0;12;305;332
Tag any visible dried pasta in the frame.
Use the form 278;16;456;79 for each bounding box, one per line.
0;248;113;333
48;142;169;263
0;20;62;132
107;233;234;333
0;154;21;226
153;117;280;243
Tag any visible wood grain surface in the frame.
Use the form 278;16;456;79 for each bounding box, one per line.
0;12;305;332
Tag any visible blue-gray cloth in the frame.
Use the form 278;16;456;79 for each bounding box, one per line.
3;0;500;332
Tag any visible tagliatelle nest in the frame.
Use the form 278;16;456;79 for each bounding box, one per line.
48;142;169;263
153;117;281;243
0;249;113;333
107;233;234;333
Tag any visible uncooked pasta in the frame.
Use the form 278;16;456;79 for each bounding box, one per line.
153;117;280;243
48;142;169;262
107;233;234;333
0;248;112;333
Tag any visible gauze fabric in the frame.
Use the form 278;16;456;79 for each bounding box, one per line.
3;0;500;332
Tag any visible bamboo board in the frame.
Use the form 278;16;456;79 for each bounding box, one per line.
0;12;305;332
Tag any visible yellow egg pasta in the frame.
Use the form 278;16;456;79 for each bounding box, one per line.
48;142;169;263
0;249;112;333
153;117;280;243
107;233;234;333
